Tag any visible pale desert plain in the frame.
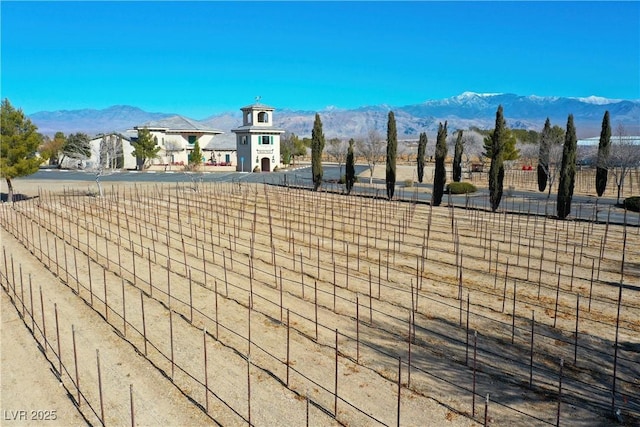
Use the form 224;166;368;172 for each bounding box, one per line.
1;165;638;427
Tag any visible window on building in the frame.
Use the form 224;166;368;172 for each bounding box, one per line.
188;135;197;145
241;136;248;145
258;112;268;123
261;135;272;145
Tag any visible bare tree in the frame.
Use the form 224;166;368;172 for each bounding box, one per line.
608;124;640;204
517;142;538;166
357;129;386;184
325;137;348;176
164;139;183;167
460;131;484;178
89;134;124;197
541;144;565;212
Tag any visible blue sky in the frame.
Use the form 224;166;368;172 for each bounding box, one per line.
2;1;639;119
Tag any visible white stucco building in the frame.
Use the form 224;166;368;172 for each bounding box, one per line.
232;103;285;172
60;131;137;170
86;132;137;170
134;116;229;166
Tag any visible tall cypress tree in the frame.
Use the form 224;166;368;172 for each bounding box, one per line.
453;130;463;182
417;132;427;183
595;111;611;197
537;118;552;192
489;105;506;212
385;111;397;200
346;138;355;195
432;121;447;206
311;113;325;191
557;114;577;219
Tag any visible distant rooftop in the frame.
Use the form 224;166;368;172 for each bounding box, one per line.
578;135;640;146
135;115;223;134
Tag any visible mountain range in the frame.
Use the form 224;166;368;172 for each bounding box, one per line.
29;92;640;144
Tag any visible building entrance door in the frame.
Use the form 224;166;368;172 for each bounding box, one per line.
261;157;271;172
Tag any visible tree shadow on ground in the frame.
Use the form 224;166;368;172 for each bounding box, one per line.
0;193;38;203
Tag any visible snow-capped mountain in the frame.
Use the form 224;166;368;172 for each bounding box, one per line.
28;93;640;140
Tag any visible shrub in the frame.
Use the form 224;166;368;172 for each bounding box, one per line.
273;165;279;172
253;166;261;173
446;182;477;194
624;196;640;212
404;179;413;188
339;175;358;185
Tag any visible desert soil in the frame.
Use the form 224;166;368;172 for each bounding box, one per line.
1;166;638;427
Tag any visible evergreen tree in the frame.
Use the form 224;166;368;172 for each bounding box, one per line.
63;132;91;162
132;127;160;170
483;127;519;161
557;114;578;219
311;113;325;191
595;111;611;197
537;118;552;192
489;105;506;212
189;139;203;167
0;99;43;203
432;121;448;206
385;111;397;200
453;130;464;182
346;138;356;194
416;132;427;183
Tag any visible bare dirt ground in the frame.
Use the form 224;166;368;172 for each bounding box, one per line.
1;167;638;427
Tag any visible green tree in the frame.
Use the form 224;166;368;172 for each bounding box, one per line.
311;113;325;191
595;111;611;197
483;127;519;161
63;132;91;165
132;127;160;170
385;111;397;200
39;131;65;165
453;130;464;182
550;125;565;145
488;105;506;212
0;99;43;202
416;132;427;183
346;138;356;194
557;114;577;219
512;129;539;144
537;118;552;192
188;139;203;168
281;143;292;165
432;121;448;206
281;132;306;166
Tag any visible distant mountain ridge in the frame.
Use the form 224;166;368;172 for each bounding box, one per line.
30;105;175;136
29;93;640;141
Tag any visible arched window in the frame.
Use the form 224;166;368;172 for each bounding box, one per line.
258;112;269;123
